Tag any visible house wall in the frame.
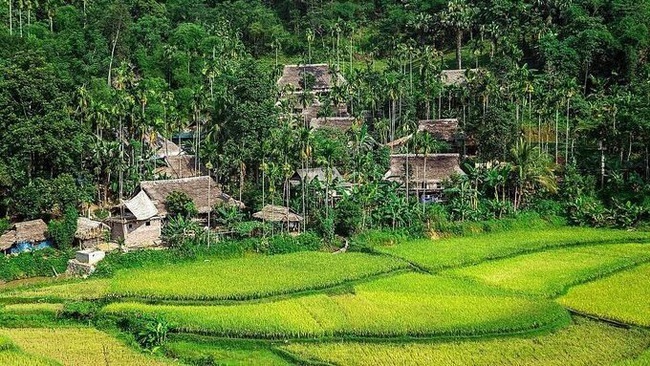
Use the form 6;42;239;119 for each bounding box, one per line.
109;218;162;247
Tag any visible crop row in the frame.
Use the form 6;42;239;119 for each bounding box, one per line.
559;263;650;327
103;273;570;339
376;227;650;272
443;243;650;297
281;317;650;366
107;251;409;301
0;328;173;366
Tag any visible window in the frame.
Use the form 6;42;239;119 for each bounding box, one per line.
128;224;133;229
145;221;151;226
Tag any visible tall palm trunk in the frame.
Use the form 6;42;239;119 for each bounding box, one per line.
456;29;462;69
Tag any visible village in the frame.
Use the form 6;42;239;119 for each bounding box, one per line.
0;63;472;274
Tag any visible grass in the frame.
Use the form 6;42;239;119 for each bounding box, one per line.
559;263;650;327
0;328;176;366
103;273;569;339
443;243;650;297
108;251;408;301
0;350;61;366
165;338;291;365
281;317;650;366
616;348;650;365
0;279;110;302
375;227;650;272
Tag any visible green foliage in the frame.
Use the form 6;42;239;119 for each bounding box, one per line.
165;191;198;218
0;248;70;282
47;206;78;250
60;301;101;322
161;215;202;251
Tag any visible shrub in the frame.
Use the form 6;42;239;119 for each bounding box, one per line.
47;206;78;250
265;232;321;254
61;301;101;322
0;248;70;281
165;191;198;218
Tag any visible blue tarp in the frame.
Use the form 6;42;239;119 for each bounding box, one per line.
9;240;53;255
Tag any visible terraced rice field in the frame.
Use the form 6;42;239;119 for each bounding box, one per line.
0;328;175;366
443;243;650;297
376;227;650;271
559;263;650;327
282;318;650;366
104;273;569;338
2;227;650;365
109;252;408;301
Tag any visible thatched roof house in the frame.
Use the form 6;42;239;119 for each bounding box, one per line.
140;176;244;217
152;135;182;158
383;154;465;191
253;205;303;223
75;218;109;248
440;69;478;86
0;219;48;251
386;119;461;150
290;167;344;186
154;155;205;179
310;117;358;131
277;64;346;94
123;190;159;221
418;119;460;142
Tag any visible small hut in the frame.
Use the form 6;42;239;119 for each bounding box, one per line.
106;190;163;248
383;154;465;200
0;219;49;254
386;119;461;151
154;155;205;179
253;205;304;232
289;167;344;186
74;218;109;249
277;64;346;94
310;117;358;131
440;69;478;86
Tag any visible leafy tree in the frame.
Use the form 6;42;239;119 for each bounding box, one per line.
164;191;198;218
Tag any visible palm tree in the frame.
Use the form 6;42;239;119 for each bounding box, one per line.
440;0;476;69
510;138;557;210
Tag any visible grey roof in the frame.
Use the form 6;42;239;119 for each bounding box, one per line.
75;217;109;240
124;190;159;221
310;117;358;131
440;69;478;86
153;135;182;158
277;64;346;93
290;167;344;184
155;155;204;179
140;176;244;216
253;205;303;223
383;154;465;184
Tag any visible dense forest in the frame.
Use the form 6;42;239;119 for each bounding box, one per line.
1;0;650;237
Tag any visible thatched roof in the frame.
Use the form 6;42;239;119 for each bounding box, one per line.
440;69;478;86
0;231;16;250
310;117;357;131
124;190;159;221
152;135;182;158
418;119;460;142
75;218;109;240
386;134;414;149
253;205;303;223
383;154;465;184
140;176;244;216
278;64;346;93
154;155;204;179
290;167;344;184
1;219;49;250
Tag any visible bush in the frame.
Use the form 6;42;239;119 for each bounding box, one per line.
118;314;170;351
350;229;409;251
0;248;71;281
165;191;198;218
48;206;78;250
61;301;101;322
264;232;322;254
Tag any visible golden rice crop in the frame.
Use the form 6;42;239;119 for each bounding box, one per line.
559;263;650;327
0;328;176;366
281;317;650;366
0;349;61;366
444;243;650;297
108;251;408;301
376;227;650;272
103;273;569;339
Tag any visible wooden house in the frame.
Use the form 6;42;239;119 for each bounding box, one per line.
106;190;163;248
309;116;358;131
383;154;465;201
440;69;479;87
253;205;303;232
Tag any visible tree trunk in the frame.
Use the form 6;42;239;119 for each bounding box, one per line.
456;29;463;69
107;28;120;87
8;0;12;36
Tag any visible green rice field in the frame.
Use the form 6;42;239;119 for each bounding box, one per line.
1;227;649;365
559;263;650;327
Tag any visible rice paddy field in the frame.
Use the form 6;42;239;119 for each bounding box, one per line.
0;226;649;365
